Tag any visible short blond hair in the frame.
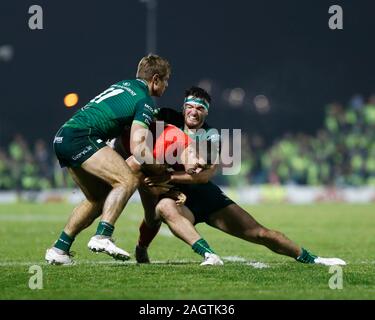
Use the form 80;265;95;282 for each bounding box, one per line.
136;54;171;81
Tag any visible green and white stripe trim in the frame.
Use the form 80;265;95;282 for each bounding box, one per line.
184;96;210;110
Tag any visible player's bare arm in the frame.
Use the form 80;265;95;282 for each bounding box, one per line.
130;122;157;168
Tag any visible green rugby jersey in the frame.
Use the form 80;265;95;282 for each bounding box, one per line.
153;107;221;162
63;79;155;139
182;123;221;165
183;123;221;146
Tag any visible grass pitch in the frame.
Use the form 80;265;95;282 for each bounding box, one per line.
0;202;374;300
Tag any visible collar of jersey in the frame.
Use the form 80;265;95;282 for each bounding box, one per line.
136;78;148;90
184;127;203;139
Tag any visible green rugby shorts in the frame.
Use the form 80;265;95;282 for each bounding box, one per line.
53;126;107;168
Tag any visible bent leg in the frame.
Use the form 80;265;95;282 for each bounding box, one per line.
81;146;142;226
139;185;161;227
63;167;111;237
51;166;111;256
156;198;219;262
156;198;199;245
208;204;302;258
137;186;161;249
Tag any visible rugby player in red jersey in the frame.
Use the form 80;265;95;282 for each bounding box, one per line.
117;111;224;265
132;87;346;267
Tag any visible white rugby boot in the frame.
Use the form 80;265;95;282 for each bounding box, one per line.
314;257;346;266
88;235;130;261
200;252;224;266
45;247;74;265
296;248;346;266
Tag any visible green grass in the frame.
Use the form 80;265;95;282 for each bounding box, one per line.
0;202;374;299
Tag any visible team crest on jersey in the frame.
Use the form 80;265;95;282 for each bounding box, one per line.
53;136;63;143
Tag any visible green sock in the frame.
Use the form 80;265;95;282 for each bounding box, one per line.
95;221;115;237
192;238;215;257
54;231;74;253
296;247;317;264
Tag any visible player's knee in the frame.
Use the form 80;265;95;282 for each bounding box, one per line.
155;198;168;214
254;227;277;243
256;227;268;238
156;198;177;221
245;226;269;242
111;173;140;191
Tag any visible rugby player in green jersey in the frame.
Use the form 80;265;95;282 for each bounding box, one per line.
134;87;346;266
45;54;171;265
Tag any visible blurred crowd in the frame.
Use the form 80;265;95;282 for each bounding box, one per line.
0;135;75;190
229;94;375;187
1;94;375;190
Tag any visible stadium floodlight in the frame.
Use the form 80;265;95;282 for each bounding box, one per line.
0;45;14;63
253;94;270;114
139;0;157;54
222;88;246;108
197;79;213;95
64;93;79;108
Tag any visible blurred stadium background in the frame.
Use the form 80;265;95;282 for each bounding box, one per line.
1;0;375;203
1;0;375;302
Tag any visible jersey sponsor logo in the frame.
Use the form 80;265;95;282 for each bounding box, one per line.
144;118;151;125
96;139;103;143
53;136;63;143
144;104;154;112
142;113;152;120
142;113;152;125
113;83;132;90
72;145;93;161
123;86;136;96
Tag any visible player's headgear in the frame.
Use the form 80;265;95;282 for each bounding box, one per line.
184;87;211;111
184;96;210;110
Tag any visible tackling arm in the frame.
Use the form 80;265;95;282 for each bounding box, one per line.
129;122;155;170
170;164;218;184
144;164;218;186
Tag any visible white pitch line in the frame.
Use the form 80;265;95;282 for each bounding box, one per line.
0;259;269;268
222;256;270;268
246;261;270;269
0;214;67;222
222;256;247;262
0;259;201;267
0;213;143;222
1;259;365;268
0;261;42;266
